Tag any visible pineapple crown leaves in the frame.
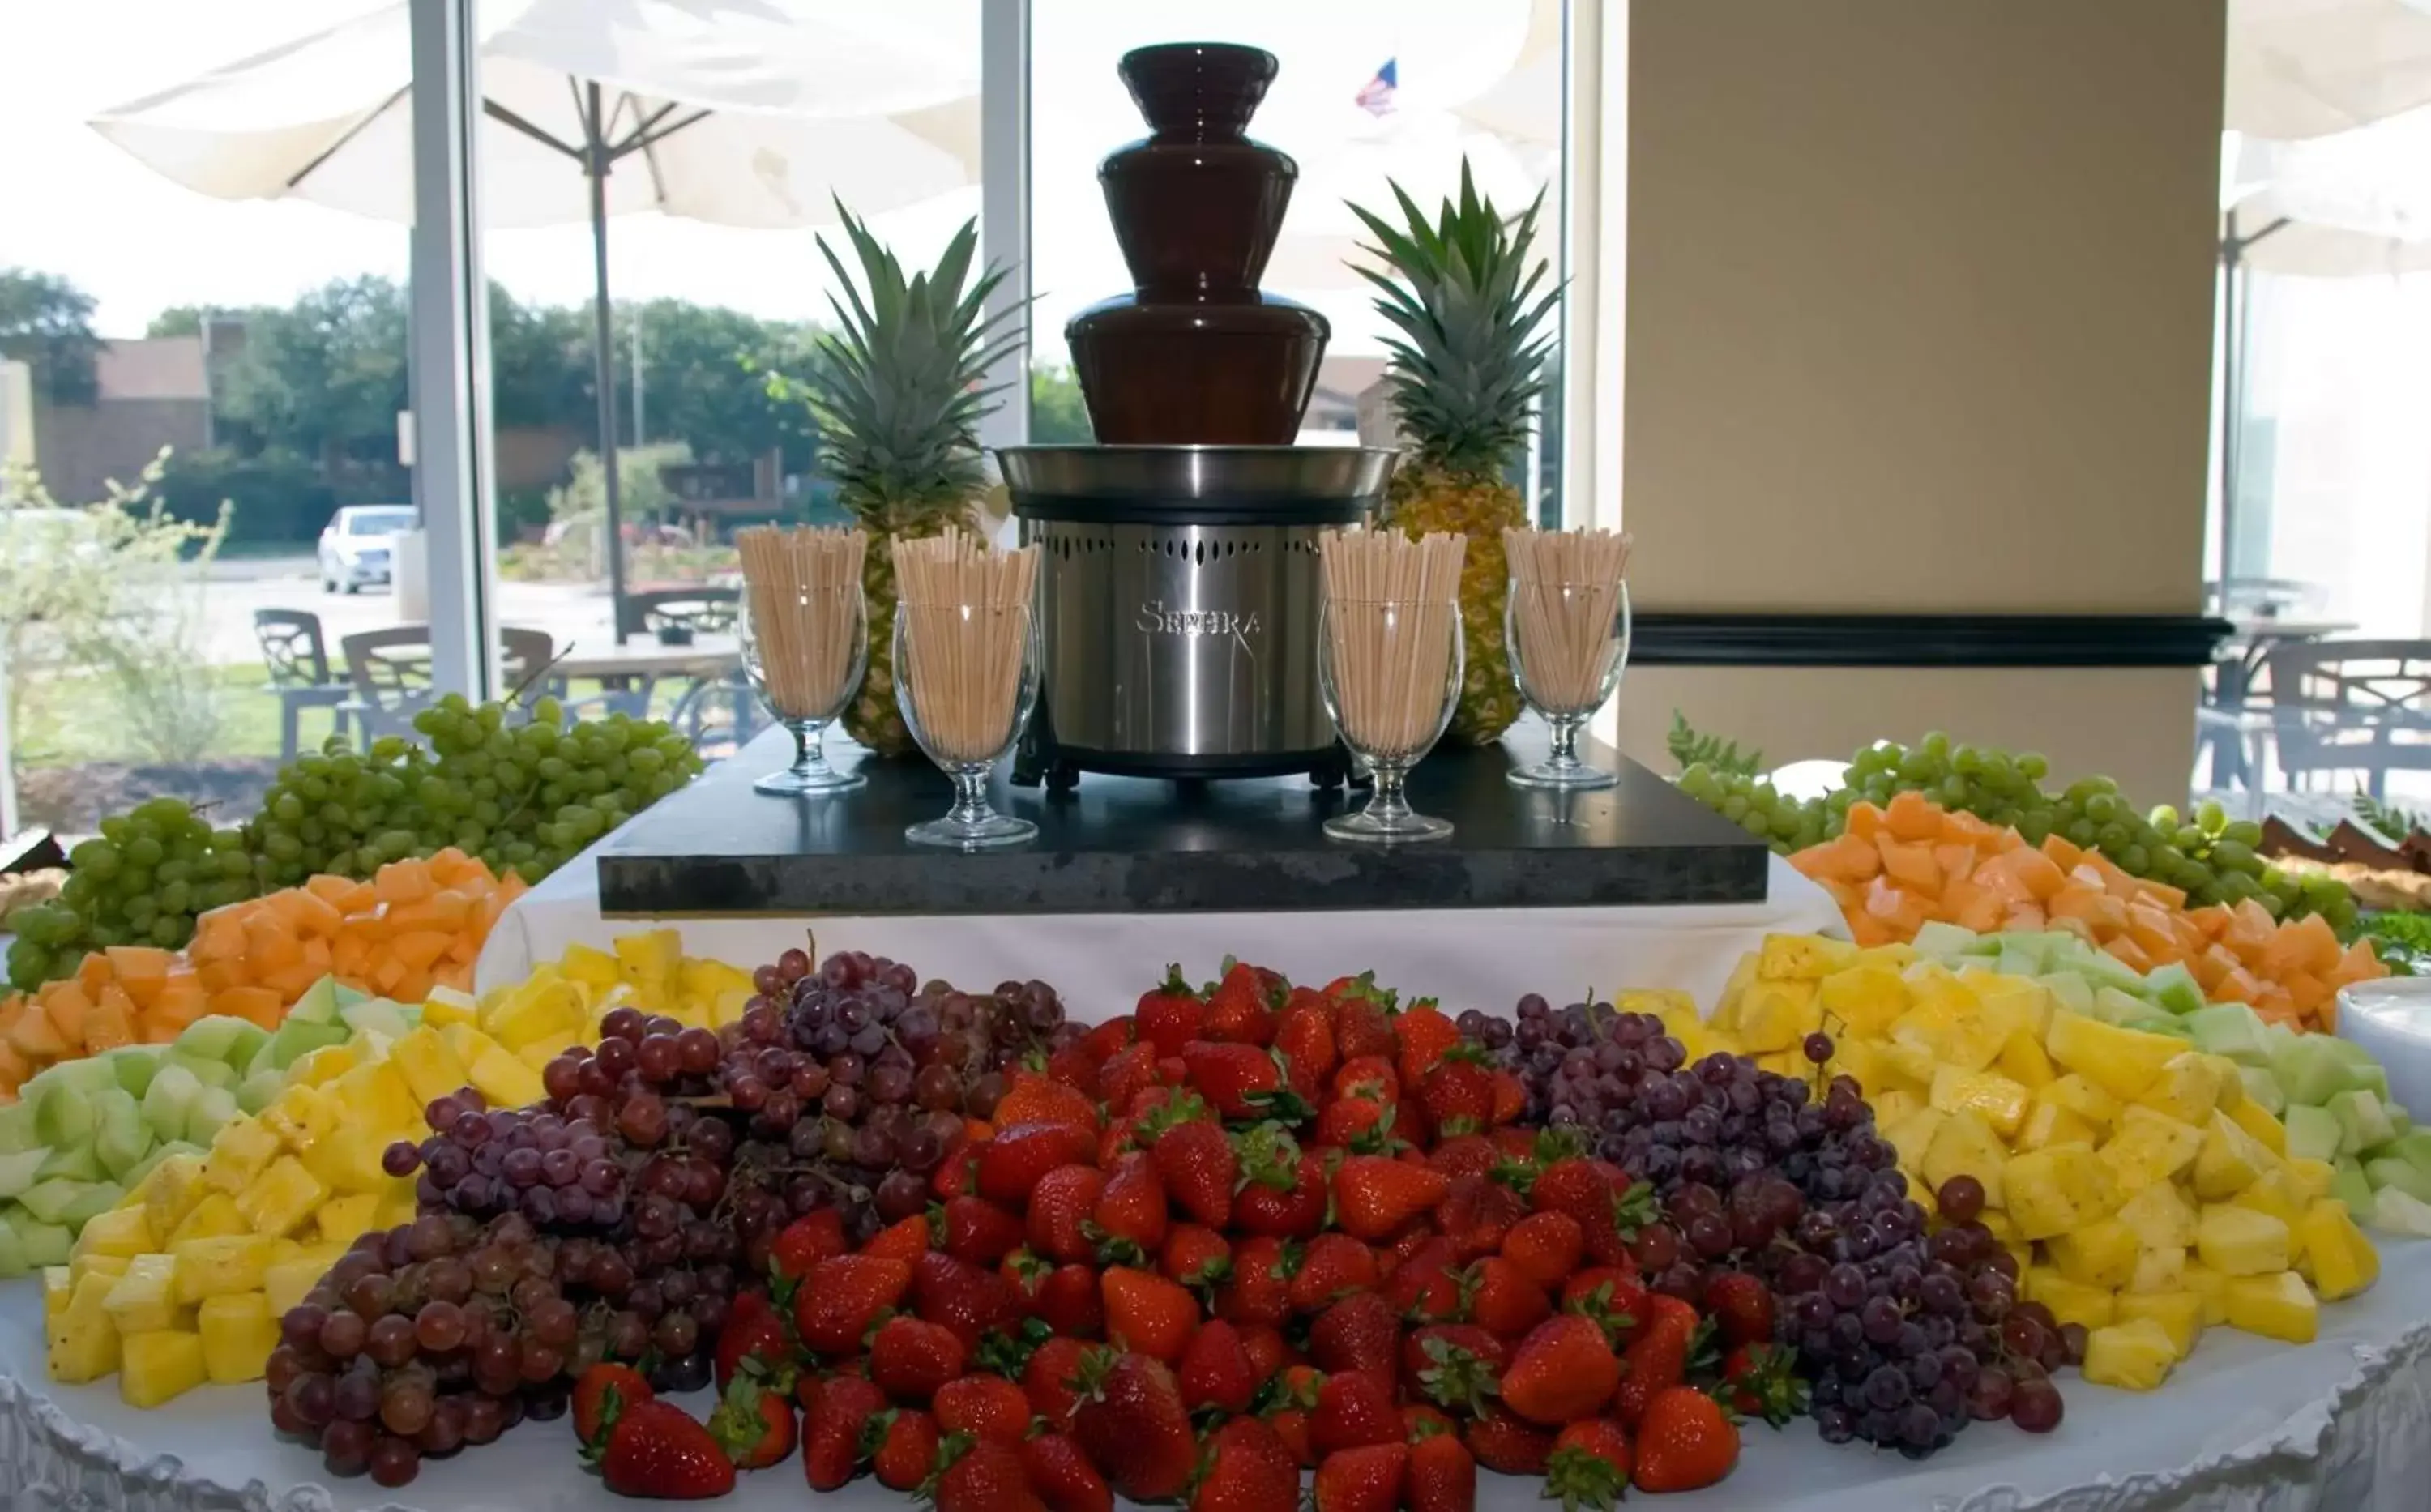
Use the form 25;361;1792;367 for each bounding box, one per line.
1346;158;1561;477
794;200;1029;519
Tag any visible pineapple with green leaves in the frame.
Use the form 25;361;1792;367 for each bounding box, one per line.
1348;161;1561;745
794;203;1022;756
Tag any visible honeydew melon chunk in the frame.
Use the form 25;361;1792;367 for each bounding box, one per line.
91;1090;150;1181
0;1219;28;1279
1991;932;2054;971
339;998;414;1042
0;1104;38;1157
2080;954;2151;997
56;1181;121;1229
4;1210;72;1268
0;1148;52;1201
2040;972;2095;1019
141;1065;202;1144
117;1141;190;1193
2329;1089;2398;1158
171;1016;259;1067
2186;1005;2266;1064
2284;1104;2343;1165
2366;1156;2431;1203
288;977;344;1027
235;1069;287;1117
2393;1108;2415;1140
251;1018;348;1077
1912;922;1980;959
2239;1066;2287;1116
2387;1130;2431;1177
2333;1157;2377;1220
2371;1185;2431;1237
164;1052;236;1092
35;1145;101;1182
18;1179;97;1226
2274;1039;2376;1108
183;1087;239;1148
32;1082;93;1150
2144;963;2207;1018
106;1047;164;1099
2090;987;2151;1027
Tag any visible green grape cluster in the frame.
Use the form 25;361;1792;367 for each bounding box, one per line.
1842;733;2357;930
243;737;434;890
6;797;258;990
1677;761;1833;854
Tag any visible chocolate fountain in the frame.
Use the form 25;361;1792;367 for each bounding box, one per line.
999;41;1399;790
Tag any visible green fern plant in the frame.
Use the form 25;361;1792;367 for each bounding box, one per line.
1667;711;1764;777
2353;792;2430;841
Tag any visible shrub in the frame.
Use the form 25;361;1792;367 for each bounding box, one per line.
152;446;334;545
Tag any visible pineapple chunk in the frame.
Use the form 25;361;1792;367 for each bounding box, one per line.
2115;1290;2204;1358
2006;1143;2119;1241
288;1042;360;1087
138;1153;209;1241
1711;953;1760;1032
1997;1031;2057;1091
2126;1244;2186;1294
1818;964;1910;1040
2231;1169;2305;1230
166;1191;248;1249
49;1270;122;1382
1976;975;2054;1037
2117;1181;2198;1250
197;1292;278;1384
421;984;481;1028
331;1061;418;1132
613;928;683;987
263;1254;335;1318
42;1266;73;1323
1923;1109;2009;1209
315;1192;381;1246
2296;1199;2379;1301
277;1083;343;1148
301;1125;392;1195
1929;1068;2032;1140
1865;1079;1923;1129
371;1180;417;1230
1758;933;1857;981
2082;1317;2178;1390
72;1205;156;1262
2284;1158;2335;1206
2192;1111;2274;1202
1882;1108;1947;1177
172;1233;273;1302
2137;1054;2228;1126
2099;1107;2204;1191
2048;1218;2138;1289
466;1044;546;1111
561;942;622;990
2036;1073;2122;1128
1881;1041;1940;1089
2016;1101;2098;1152
2023;1266;2116;1330
103;1254;185;1335
2229;1098;2288;1157
516;1029;587;1071
235;1156;327;1238
2182;1261;2230;1326
387;1026;471;1108
2224;1270;2318;1343
119;1328;207;1407
203;1118;281;1195
2197;1204;2292;1276
2045;1011;2184;1101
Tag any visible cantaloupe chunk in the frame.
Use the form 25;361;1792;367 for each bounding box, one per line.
1878;839;1942;896
210;987;285;1030
241;913;302;972
374;859;435;907
104;947;172;1007
41;982;94;1046
84;988;136;1052
1883;792;1942;843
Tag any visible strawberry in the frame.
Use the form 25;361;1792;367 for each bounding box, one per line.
1379;1237;1463;1322
934;1140;981;1200
1401;1403;1457;1442
708;1367;798;1469
1023;1335;1096;1429
1703;1271;1775;1350
1160;1224;1234;1301
1612;1313;1697;1429
1462;1403;1557;1476
871;1314;968;1402
1425;1134;1499;1181
869;1407;941;1490
1082;1014;1137;1058
1237;1323;1288;1388
1309;1292;1400;1382
1045;1035;1104;1092
942;1194;1026;1266
1275;989;1339;1076
1332;1155;1450;1241
1148;1114;1237;1227
1101;1266;1199;1364
1544;1420;1631;1512
1391;1003;1459;1088
935;1437;1046;1512
1312;1442;1407;1512
1435;1174;1527;1261
1718;1343;1809;1426
1075;1150;1163;1262
1181;1040;1306;1121
1190;1416;1301;1512
1500;1211;1585;1288
1268;1407;1318;1468
1461;1256;1551;1339
1231;1127;1327;1237
1385;1224;1439;1271
1499;1315;1621;1425
572;1361;652;1456
1330;988;1399;1065
1097;1041;1164;1112
801;1373;887;1490
1203;961;1281;1046
1029;1260;1104;1336
1175;1315;1258;1415
1024;1431;1115;1512
767;1208;848;1299
1216;1235;1294;1326
1416;1047;1496;1136
1404;1429;1476;1512
865;1212;934;1262
935;1372;1034;1446
1314;1095;1399;1153
600;1399;737;1499
1630;1387;1739;1493
1071;1348;1199;1502
795;1254;913;1356
1532;1158;1657;1268
993;1073;1102;1137
1404;1326;1506;1413
1288;1233;1378;1312
1136;965;1206;1058
912;1250;1019;1349
1026;1165;1107;1262
1330;1054;1401;1104
979;1123;1100;1206
1561;1267;1650;1349
1488;1070;1526;1127
1312;1368;1403;1454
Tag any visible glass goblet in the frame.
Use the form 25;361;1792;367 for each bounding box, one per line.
1504;577;1631;789
740;582;869;795
893;599;1041;851
1318;596;1463;844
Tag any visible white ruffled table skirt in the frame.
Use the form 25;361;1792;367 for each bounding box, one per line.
5;1242;2430;1511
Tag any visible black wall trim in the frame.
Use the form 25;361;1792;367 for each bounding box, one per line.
1631;613;2233;668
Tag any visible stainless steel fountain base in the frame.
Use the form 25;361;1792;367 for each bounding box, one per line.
996;445;1399;784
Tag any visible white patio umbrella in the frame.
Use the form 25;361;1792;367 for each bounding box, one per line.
91;0;981;638
2227;0;2431;138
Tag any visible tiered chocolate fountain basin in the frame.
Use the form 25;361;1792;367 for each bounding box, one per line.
1001;41;1396;789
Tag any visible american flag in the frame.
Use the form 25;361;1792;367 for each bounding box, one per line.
1355;58;1398;117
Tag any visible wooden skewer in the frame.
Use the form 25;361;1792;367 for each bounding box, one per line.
891;527;1040;762
736;525;867;720
1502;527;1633;712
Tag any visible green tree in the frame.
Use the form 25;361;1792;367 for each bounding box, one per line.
147;306;206;339
1029;365;1093;443
0;267;105;404
213;275;408;462
630;299;819;468
489;288;592;432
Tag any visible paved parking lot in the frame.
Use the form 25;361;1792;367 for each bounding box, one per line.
203;557;639;668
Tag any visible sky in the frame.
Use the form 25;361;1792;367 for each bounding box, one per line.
0;0;1556;364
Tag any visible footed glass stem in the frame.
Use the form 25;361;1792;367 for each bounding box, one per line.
755;717;865;796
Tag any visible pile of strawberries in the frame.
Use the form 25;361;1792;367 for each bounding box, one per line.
566;963;1751;1506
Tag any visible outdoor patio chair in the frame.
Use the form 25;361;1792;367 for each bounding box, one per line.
253;609;353;760
617;586;740;642
340;626;555;742
668;670;770;761
2265;639;2431;799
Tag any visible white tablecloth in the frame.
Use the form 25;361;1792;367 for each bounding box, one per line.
6;1241;2431;1512
474;841;1845;1015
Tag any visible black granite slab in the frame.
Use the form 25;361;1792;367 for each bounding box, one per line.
596;724;1771;916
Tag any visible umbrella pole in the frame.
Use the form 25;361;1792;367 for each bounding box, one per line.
2217;216;2240;593
586;82;628;644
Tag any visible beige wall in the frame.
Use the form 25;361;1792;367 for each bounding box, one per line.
1617;1;2224;796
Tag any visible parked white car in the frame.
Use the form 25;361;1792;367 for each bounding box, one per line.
318;504;417;594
